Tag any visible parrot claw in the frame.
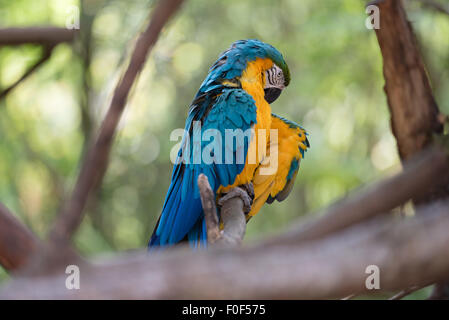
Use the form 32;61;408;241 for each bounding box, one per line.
218;183;254;213
240;183;255;203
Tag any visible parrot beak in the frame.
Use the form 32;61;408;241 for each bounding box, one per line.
264;87;282;104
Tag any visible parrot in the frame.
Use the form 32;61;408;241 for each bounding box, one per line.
149;39;309;248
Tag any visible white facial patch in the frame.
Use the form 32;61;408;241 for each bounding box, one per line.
264;64;285;89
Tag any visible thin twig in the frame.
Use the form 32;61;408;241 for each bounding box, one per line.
48;0;184;245
198;174;247;245
0;46;53;100
415;0;449;16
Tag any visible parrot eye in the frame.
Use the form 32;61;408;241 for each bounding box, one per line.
277;69;283;81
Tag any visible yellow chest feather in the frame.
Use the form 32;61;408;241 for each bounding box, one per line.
218;58;274;193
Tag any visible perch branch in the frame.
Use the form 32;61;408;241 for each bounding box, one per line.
198;174;247;245
48;0;184;245
263;147;449;246
218;197;246;246
0;202;40;271
198;174;221;243
2;200;449;299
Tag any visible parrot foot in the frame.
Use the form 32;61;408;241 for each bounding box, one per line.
218;183;254;214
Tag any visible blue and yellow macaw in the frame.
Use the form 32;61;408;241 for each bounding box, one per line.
149;39;309;248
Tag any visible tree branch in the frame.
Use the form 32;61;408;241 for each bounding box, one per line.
0;27;77;46
2;200;449;299
198;174;221;243
372;0;449;298
218;196;246;246
415;0;449;16
0;45;54;100
198;174;247;246
0;202;40;271
48;0;184;245
0;27;77;100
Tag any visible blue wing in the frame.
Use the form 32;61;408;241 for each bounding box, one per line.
149;88;257;247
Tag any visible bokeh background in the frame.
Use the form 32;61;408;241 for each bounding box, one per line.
0;0;448;298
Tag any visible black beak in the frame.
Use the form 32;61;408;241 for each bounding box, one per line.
264;88;282;104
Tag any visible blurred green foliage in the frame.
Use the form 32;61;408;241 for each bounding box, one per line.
0;0;448;298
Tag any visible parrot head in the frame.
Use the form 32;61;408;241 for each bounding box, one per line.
198;39;290;104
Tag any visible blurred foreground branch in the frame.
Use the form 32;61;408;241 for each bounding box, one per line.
0;45;54;100
1;199;449;299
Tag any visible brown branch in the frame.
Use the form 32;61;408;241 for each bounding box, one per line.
372;0;443;162
0;202;40;271
263;147;449;246
0;45;54;100
198;174;221;243
0;27;77;46
198;174;247;245
372;0;449;298
2;200;449;299
0;27;77;100
218;196;246;246
48;0;184;245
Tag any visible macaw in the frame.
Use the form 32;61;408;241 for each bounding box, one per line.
149;39;309;248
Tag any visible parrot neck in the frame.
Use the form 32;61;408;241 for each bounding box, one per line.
217;58;275;196
240;58;273;136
